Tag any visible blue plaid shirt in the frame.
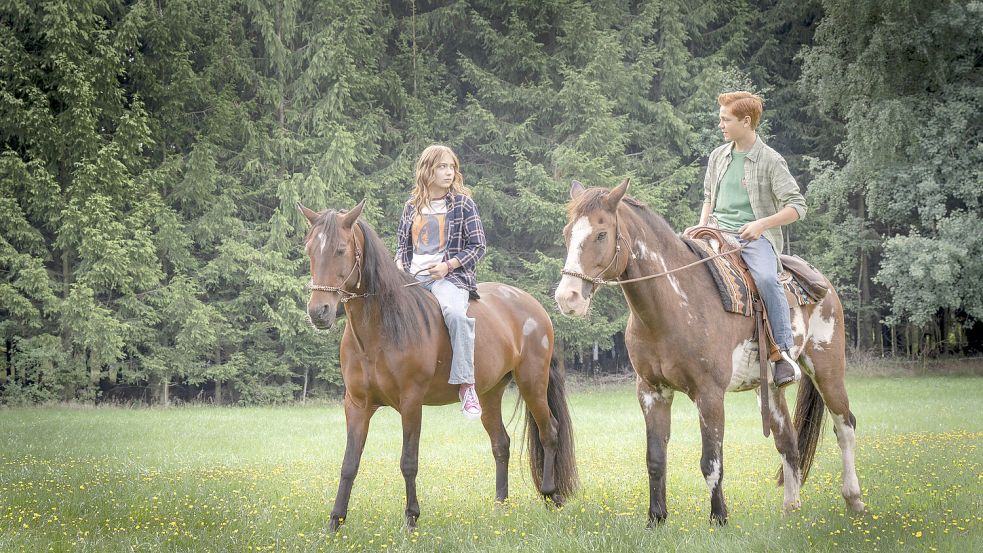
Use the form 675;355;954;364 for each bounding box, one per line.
395;194;486;291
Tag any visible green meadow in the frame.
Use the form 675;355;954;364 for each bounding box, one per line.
1;375;980;552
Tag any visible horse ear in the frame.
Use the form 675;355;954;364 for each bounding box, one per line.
606;177;630;210
340;199;365;229
569;180;586;199
297;202;319;226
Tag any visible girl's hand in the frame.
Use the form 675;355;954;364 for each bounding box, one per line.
428;262;450;279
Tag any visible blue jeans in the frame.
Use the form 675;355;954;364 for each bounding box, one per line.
418;276;476;385
739;238;793;351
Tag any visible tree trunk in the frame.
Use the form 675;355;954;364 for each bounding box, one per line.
301;367;308;404
162;379;169;407
215;380;223;405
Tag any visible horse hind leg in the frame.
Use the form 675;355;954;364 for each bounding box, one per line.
761;384;802;512
802;352;865;513
479;379;512;503
514;355;577;507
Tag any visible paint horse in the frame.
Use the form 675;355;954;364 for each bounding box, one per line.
554;179;864;525
299;200;577;530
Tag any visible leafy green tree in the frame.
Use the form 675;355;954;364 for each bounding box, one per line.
800;0;982;355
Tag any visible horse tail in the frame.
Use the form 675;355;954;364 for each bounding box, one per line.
525;356;579;498
778;374;826;485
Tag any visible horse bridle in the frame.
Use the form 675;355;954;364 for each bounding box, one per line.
307;223;373;303
560;215;746;291
559;219;635;291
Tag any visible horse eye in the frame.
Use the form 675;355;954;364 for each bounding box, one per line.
335;248;346;256
596;232;607;241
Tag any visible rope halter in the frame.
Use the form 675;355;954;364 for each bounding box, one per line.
307;224;374;303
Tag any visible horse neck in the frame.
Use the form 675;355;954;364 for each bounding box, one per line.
618;208;702;330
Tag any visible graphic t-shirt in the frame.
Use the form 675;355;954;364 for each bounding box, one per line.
713;151;755;231
410;199;449;275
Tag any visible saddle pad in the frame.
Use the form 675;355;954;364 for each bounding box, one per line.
682;236;819;317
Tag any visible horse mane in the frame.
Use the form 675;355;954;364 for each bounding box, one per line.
311;211;434;346
568;187;678;237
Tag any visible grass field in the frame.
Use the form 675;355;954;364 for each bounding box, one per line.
1;375;980;552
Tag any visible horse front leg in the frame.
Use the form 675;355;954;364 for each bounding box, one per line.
399;398;424;529
330;397;376;531
637;380;673;527
696;392;727;525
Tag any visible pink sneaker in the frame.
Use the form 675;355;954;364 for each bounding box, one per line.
460;384;482;420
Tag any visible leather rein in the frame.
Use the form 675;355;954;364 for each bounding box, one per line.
560;220;746;291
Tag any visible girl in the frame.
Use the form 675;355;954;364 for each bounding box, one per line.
395;145;487;419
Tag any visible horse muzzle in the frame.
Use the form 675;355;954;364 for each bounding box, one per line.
554;277;591;318
307;302;338;330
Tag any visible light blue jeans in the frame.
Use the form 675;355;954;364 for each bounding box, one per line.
418;276;476;385
739;238;793;351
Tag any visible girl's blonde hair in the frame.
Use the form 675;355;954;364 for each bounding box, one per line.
411;144;470;214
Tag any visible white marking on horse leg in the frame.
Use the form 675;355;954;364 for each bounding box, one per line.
541;335;549;349
704;459;722;494
781;455;802;512
522;318;537;336
831;413;865;512
640;391;655;415
767;385;786;434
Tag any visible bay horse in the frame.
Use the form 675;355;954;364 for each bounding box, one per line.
298;200;577;530
554;179;864;526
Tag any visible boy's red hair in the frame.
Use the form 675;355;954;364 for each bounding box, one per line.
718;91;763;129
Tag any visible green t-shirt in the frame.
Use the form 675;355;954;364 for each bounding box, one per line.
713;151;755;231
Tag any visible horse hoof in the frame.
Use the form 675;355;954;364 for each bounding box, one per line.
646;514;667;528
847;499;866;513
405;515;418;530
544;493;564;509
783;499;802;513
710;513;728;526
329;516;344;532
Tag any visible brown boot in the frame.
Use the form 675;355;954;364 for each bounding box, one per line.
773;351;800;388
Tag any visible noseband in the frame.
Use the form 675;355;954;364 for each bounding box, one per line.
560;216;747;291
307;224;374;303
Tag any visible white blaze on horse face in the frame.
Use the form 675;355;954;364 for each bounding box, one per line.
564;217;593;273
522;318;537;336
318;231;327;253
555;216;594;314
